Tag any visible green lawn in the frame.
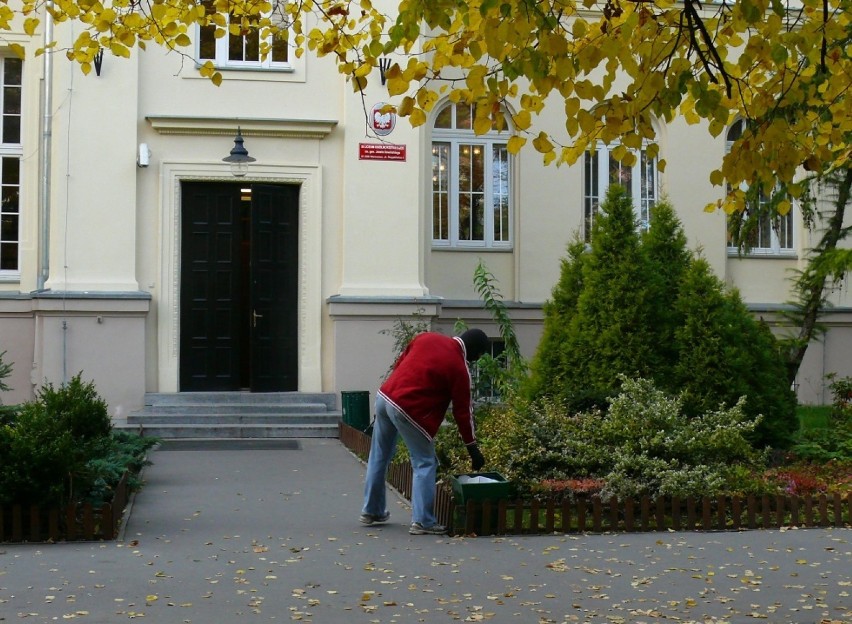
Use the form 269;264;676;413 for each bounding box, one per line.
797;405;832;430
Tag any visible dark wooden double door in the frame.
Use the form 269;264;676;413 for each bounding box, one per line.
180;182;299;392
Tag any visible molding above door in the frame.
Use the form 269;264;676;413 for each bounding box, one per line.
146;116;338;140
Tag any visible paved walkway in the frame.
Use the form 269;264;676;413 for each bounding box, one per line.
1;439;850;623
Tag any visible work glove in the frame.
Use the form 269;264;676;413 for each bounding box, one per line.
467;443;485;471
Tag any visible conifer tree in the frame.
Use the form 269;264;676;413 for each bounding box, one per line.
674;259;797;448
641;200;693;380
550;186;657;410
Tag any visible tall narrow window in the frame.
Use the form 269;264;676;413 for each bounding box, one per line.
726;119;794;255
198;0;291;69
431;103;513;249
0;57;22;277
584;143;657;240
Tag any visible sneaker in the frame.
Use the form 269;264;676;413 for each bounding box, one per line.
359;511;390;525
409;522;447;535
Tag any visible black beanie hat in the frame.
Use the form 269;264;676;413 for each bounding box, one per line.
460;329;489;362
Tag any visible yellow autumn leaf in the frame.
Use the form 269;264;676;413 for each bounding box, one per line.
512;110;532;131
473;116;492;135
507;135;527;154
409;107;427;127
9;43;27;60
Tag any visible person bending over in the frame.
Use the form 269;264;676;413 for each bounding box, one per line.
360;329;489;535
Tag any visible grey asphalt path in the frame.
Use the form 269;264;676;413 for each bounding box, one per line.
1;439;850;623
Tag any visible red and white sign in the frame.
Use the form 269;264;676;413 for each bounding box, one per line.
369;102;397;136
359;143;407;162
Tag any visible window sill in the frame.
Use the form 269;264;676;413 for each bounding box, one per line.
727;249;798;260
188;63;303;83
431;245;514;252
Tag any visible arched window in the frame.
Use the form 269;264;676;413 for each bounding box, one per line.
726;119;794;255
431;102;513;249
583;142;657;240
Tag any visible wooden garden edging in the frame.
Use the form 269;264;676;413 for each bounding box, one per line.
339;421;852;536
0;471;130;543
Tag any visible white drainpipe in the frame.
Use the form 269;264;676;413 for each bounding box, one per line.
37;6;53;291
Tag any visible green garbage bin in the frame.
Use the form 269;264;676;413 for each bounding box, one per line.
341;391;371;432
450;472;511;533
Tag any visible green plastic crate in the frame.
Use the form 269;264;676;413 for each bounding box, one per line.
450;472;511;504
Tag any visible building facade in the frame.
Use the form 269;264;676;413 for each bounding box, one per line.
0;7;850;416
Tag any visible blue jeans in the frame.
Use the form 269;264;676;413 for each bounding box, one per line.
362;394;439;527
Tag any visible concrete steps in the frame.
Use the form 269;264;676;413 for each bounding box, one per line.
117;392;342;439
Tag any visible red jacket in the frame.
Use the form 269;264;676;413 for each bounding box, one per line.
378;332;476;445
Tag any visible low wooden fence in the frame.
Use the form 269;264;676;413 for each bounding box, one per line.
0;472;130;543
339;422;852;536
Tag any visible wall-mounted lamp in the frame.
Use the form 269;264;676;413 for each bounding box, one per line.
137;143;151;168
94;49;104;77
222;127;255;177
378;57;392;86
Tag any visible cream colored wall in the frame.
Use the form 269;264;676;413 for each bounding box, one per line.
44;26;140;292
428;251;515;301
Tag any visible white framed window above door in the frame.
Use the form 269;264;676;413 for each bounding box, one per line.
197;0;297;72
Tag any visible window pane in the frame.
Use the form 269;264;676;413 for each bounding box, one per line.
2;157;19;185
457;144;484;241
584;149;599;240
199;25;216;59
609;156;632;198
432;143;449;241
2;116;19;144
2;186;18;212
0;241;17;270
434;105;452;129
459;193;472;241
473;195;484;240
229;29;245;61
1;214;18;241
492;145;509;242
456;104;473;130
777;211;793;249
3;58;21;85
271;33;289;62
639;150;655;229
3;86;20;115
244;28;260;61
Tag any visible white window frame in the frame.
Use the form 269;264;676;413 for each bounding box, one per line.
0;56;22;281
197;1;295;72
431;103;513;250
584;142;658;240
725;119;795;257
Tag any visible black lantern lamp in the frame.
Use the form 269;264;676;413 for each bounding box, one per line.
223;127;256;177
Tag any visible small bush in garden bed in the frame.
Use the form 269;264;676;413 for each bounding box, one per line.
0;373;157;509
790;375;852;463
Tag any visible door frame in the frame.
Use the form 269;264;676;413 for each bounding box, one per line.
156;161;324;393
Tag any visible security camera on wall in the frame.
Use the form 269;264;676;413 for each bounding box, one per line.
137;143;151;168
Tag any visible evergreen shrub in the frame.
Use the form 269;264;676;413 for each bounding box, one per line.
0;373;156;507
528;186;798;448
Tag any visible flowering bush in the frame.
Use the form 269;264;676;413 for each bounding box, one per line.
436;377;767;500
